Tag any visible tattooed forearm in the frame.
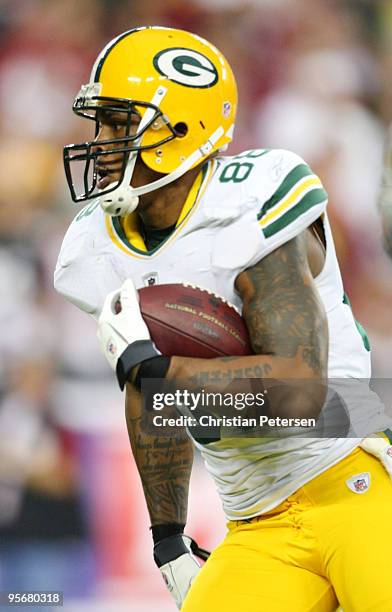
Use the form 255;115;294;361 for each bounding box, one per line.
126;387;193;525
240;233;328;377
189;361;272;387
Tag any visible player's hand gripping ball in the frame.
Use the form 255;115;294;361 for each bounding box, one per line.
97;279;153;370
98;280;252;375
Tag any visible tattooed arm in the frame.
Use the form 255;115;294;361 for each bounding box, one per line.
125;383;193;526
167;230;328;418
125;386;204;610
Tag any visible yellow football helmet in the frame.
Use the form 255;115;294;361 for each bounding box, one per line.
64;26;237;216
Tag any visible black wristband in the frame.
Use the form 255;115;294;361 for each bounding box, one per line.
134;355;171;392
154;533;189;567
116;340;159;390
151;522;185;545
153;531;211;566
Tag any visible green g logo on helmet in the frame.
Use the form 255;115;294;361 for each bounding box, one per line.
153;47;219;88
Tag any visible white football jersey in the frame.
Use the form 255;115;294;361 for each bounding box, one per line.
55;149;390;519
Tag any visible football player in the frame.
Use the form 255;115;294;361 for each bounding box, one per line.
55;27;392;611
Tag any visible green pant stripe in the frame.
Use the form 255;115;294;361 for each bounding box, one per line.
383;429;392;444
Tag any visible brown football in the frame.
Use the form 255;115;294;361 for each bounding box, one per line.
138;283;252;358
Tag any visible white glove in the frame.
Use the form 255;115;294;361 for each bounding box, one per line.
97;278;151;370
360;435;392;478
160;551;201;609
154;535;209;609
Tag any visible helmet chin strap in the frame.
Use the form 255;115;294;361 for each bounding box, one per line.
99;86;225;217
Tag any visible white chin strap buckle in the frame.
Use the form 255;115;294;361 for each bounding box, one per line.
99;185;139;217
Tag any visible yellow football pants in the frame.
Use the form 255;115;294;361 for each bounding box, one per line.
183;446;392;612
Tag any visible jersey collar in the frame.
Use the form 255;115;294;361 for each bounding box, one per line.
105;159;216;258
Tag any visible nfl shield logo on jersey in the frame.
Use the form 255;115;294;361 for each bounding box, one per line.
143;272;159;286
346;472;371;494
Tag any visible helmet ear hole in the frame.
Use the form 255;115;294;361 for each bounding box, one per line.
174;122;188;138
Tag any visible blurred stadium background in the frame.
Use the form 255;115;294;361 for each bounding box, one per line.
0;0;391;610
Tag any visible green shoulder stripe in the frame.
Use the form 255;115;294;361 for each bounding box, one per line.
263;187;327;238
257;163;313;221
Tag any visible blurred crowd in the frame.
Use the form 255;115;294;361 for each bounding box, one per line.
0;0;391;609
